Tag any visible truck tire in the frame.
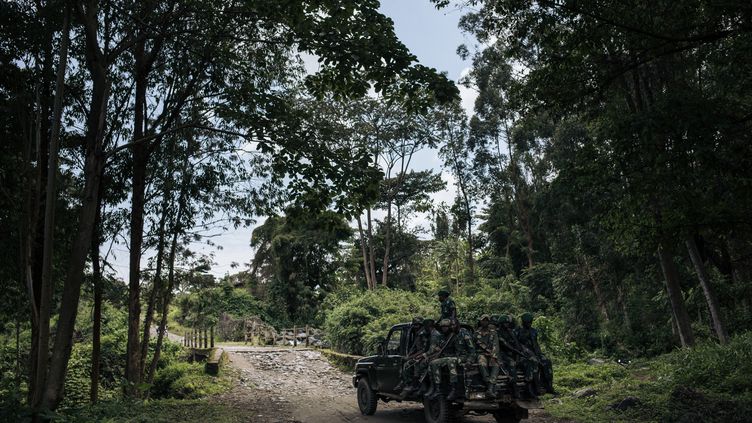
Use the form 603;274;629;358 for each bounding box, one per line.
492;411;521;423
357;377;378;415
423;396;461;423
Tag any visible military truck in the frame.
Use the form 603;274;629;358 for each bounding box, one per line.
352;323;542;423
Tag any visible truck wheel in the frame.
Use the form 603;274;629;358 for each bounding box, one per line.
492;411;521;423
423;396;461;423
357;377;378;415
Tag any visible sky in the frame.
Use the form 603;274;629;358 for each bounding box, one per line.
108;1;477;280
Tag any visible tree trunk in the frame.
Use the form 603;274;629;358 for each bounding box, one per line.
366;207;377;286
356;216;372;289
381;203;392;286
40;1;111;406
42;111;108;412
125;41;149;395
15;319;21;392
24;81;40;406
519;199;535;268
686;236;728;344
139;198;169;378
90;200;102;403
32;8;69;411
657;242;695;347
148;147;191;383
465;198;475;282
616;284;632;332
582;256;610;323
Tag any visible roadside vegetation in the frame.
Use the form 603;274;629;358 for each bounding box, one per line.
2;0;752;422
546;333;752;422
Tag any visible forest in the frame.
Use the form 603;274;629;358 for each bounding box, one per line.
1;0;752;422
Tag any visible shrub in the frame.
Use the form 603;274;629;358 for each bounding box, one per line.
655;331;752;395
323;288;434;355
151;362;229;399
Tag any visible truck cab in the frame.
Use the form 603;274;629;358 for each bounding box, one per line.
353;323;542;423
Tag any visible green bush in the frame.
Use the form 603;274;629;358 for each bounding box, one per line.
546;331;752;423
323;288;434;355
151;362;229;399
655;331;752;395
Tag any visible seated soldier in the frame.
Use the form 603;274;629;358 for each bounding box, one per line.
453;319;475;399
474;314;500;397
398;317;434;397
496;314;522;398
515;312;555;395
426;318;460;400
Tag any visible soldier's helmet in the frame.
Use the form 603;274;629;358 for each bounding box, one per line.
478;314;490;323
412;316;424;325
423;318;435;327
437;289;450;298
438;318;452;327
490;315;500;324
521;312;534;323
498;314;511;324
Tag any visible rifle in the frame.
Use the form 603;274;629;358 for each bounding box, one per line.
475;339;499;364
417;333;455;384
402;349;429;370
475;335;510;376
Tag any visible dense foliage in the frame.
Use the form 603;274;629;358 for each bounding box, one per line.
2;0;752;421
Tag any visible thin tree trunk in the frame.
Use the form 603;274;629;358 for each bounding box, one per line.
33;8;69;411
22;82;40;405
356;216;372;289
582;256;610;323
616;284;632;332
148;142;191;383
90;200;102;403
505;131;534;268
465;197;475;281
139;198;169;377
43;111;108;412
686;235;728;344
125;40;149;395
366;207;377;286
381;203;392;286
40;2;111;406
449;140;475;282
519;199;535;268
15;319;21;392
657;242;695;347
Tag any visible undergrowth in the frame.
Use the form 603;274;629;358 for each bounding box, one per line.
545;332;752;422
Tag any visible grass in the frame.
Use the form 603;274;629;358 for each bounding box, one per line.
61;399;250;423
544;332;752;422
56;352;237;422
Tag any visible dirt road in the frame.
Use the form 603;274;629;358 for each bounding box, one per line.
213;346;560;423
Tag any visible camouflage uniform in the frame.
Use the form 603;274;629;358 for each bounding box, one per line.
429;320;475;401
496;315;522;398
400;318;431;388
429;329;457;384
474;315;500;395
516;313;554;394
437;290;457;321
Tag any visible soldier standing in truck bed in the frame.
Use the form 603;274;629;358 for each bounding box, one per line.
437;290;456;321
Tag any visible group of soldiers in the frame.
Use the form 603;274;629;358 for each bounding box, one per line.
396;290;555;401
